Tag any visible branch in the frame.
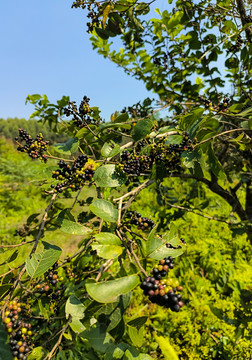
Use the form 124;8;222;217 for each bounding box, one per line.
58;239;93;268
0;240;35;249
200;32;237;60
30;193;57;256
113;179;155;203
116;229;132;262
166;201;234;225
236;0;252;42
44;316;72;360
0;263;24;279
95;259;113;282
121;231;148;277
194;128;250;148
170;172;247;221
114;179;155;226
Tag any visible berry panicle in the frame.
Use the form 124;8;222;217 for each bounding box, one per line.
140;257;183;312
15;129;48;163
51;154;98;193
63;96;100;129
2;299;33;360
124;211;155;231
118;132;196;177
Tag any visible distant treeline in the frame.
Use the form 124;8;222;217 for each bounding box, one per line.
0;118;69;144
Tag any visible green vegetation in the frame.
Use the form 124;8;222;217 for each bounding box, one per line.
1;0;252;359
0;118;69;143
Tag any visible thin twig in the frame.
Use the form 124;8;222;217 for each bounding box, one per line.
194;128;250;148
113;179;155;202
116;229;132;262
95;259;113;282
122;232;148;277
122;180;155;216
44;316;72;360
71;188;82;209
58;239;93;268
200;32;238;60
30;193;57;256
166;202;233;225
117;198;123;227
46;153;74;162
1;265;26;320
0;240;35;249
0;263;24;279
114;179;155;226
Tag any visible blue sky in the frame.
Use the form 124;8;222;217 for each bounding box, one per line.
0;1;160;121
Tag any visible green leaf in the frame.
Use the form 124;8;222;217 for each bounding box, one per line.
180;108;204;134
65;294;85;320
25;94;42;104
0;249;18;266
153;333;179;360
132;119;153;141
0;322;12;360
165;135;183;145
127;326;144;347
123;349;152;360
38;299;50;320
146;227;185;260
75;125;97;139
0;284;12;299
127;316;148;330
57;209;92;235
237;106;252;117
94;164;126;188
80;323;114;353
101;142;121;158
208;146;226;180
241;120;252;130
92;244;123;259
54;138;79;155
104;343;129;360
95;27;110;40
89;200;118;223
27;346;46;360
113;113;129;123
94;232;121;245
69;318;86;334
25;241;62;278
86;275;139;303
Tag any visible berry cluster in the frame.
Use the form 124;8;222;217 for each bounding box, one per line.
216;96;231;112
121;98;154;118
198;96;213;109
124;211;155;230
150;134;194;169
33;262;65;300
15;129;48;163
120;151;153;176
119;133;195;177
3;300;32;359
198;95;231;112
140;258;183;312
227;35;244;53
51;154;97;193
86;4;100;32
63;96;99;129
65;267;75;279
153;53;170;68
71;2;101;32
